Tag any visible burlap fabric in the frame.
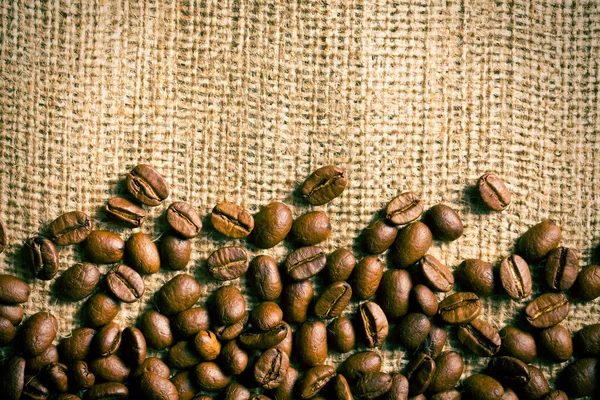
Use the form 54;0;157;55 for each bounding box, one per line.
1;0;599;395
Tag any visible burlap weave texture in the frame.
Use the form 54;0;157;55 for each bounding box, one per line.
1;0;599;394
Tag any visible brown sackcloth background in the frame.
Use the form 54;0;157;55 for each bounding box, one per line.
1;0;600;396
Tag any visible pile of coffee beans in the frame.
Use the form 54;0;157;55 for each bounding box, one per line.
1;164;599;400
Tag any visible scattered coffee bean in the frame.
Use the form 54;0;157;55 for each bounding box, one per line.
385;373;409;400
417;326;448;359
21;375;50;399
208;246;249;281
397;313;431;351
250;202;293;249
411;284;438;316
499;325;537;363
193;361;231;391
419;255;454;292
292;211;332;246
0;317;15;345
121;327;146;368
438;291;481;325
538;324;573;362
362;219;398;254
105;197;146;227
0;304;23;326
298;364;336;399
171;307;211;339
545;390;568;400
239;323;288;350
25;345;59;374
518;219;562;262
25;236;59;280
386;192;423;226
499;254;532;300
359;301;389;348
22;312;58;357
545;247;579;290
254;347;289;389
404;353;436;395
355;372;393;399
125;232;161;275
140;371;178;400
156;273;201;316
83;292;120;328
295;321;328;367
276;322;294;357
327;317;355;353
575;264;600;300
314;281;352;318
502;388;519;400
558;358;598;399
56;263;100;301
60;327;96;363
486;356;530;386
423;204;463;241
327;248;357;282
266;366;298;400
83;382;128;400
248;255;282;301
427;351;463;394
167;340;202;369
478;173;511;211
331;373;353;400
212;285;246;325
88;354;130;383
48;211;93;246
94;322;121;357
525;292;569;328
170;370;199;400
106;264;145;303
518;365;550;400
214;314;248;341
351;256;384;299
211;202;254;239
219;340;248;375
285;245;327;281
574;323;600;357
82;230;124;264
339;351;382;380
71;361;95;390
250;301;283;331
140;310;173;350
391;221;433;268
301;165;347;205
194;330;221;360
3;356;25;400
462;374;504;400
126;164;169;206
160;233;192;270
166;201;202;238
222;382;250;400
0;274;30;303
45;362;69;392
457;318;501;357
457;259;495;296
281;280;313;324
378;269;412;320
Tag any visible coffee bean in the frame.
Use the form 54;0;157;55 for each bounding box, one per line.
574;323;600;357
327;248;357;282
222;382;250;400
83;293;120;328
253;347;289;390
457;259;495;297
339;351;382;381
538;324;573;362
545;390;568;400
208;246;249;281
404;353;436;395
355;372;392;399
298;364;336;399
212;285;246;325
0;274;30;303
478;173;511;211
525;292;569;328
314;281;352;318
457;318;501;357
132;357;170;380
25;236;59;280
417;326;448;359
419;255;454;292
125;232;161;275
351;256;384;299
25;345;59;374
558;358;598;398
82;230;124;264
503;388;519;400
89;354;130;383
126;164;169;206
362;219;398;255
295;321;327;367
0;304;22;327
193;330;221;361
60;328;96;363
214;314;248;342
378;269;412;320
3;357;25;400
423;204;463;241
105;264;145;303
285;245;327;281
292;211;332;246
545;247;579;291
140;371;178;400
121;327;146;368
160;233;192;270
219;340;248;375
44;362;68;392
279;322;295;358
438;292;481;325
462;374;504;400
518;365;550;400
48;211;93;246
71;361;95;390
359;301;389;348
95;322;121;357
499;325;537;363
156;273;201;316
56;263;100;301
193;361;231;391
251;202;293;249
170;370;199;400
486;355;530;388
105;197;146;227
575;264;600;300
22;375;50;400
140;310;173;350
211;202;254;238
167;340;202;370
301;165;347;205
331;374;353;400
0;218;7;254
239;323;288;350
327;317;355;353
22;312;58;357
0;316;15;345
397;312;432;351
427;351;463;394
248;255;282;301
411;284;438;317
250;301;283;331
267;367;298;400
166;202;202;238
386;192;423;226
499;254;532;300
391;222;433;268
384;373;409;400
430;390;461;400
518;219;562;262
171;307;211;339
281;280;313;324
83;383;128;400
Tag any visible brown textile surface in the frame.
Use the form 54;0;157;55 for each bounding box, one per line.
1;0;599;394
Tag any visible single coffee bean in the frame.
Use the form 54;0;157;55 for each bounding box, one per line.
22;375;50;400
417;326;448;359
378;269;412;320
83;293;120;328
166;201;202;238
193;361;231;391
105;264;145;303
457;259;495;296
327;248;357;282
83;382;128;400
0;274;30;303
384;373;409;400
386;192;423;226
71;361;95;390
267;366;298;400
292;211;332;246
56;263;100;301
518;365;550;400
355;372;393;399
3;356;25;400
351;256;384;299
171;307;211;339
239;323;288;350
486;356;530;386
208;246;249;281
503;388;519;400
438;292;481;325
25;345;59;374
391;221;433;268
538;324;573;362
251;202;293;249
327;317;355;353
82;230;124;264
25;236;59;280
170;370;199;400
60;328;96;363
219;340;248;375
430;390;461;400
194;330;221;360
404;353;436;395
0;218;7;254
44;362;69;392
212;285;246;325
95;322;121;357
222;382;250;400
211;202;254;238
248;255;282;301
140;371;178;400
457;318;501;357
22;312;58;357
250;301;283;331
545;247;579;290
331;373;353;400
462;374;504;400
160;233;192;270
156;273;201;316
301;165;347;205
314;281;352;318
359;301;389;348
298;364;336;399
427;351;463;394
285;246;327;281
575;264;600;300
518;219;562;262
276;323;292;357
126;164;170;206
423;204;463;241
48;211;93;246
499;254;532;300
295;321;328;367
525;292;569;328
281;280;313;324
362;219;398;255
544;390;568;400
132;357;171;380
499;325;537;363
558;358;598;398
105;197;146;227
167;340;202;370
140;310;173;350
254;348;289;389
214;314;248;341
574;323;600;357
478;173;511;211
88;354;130;383
397;313;431;351
339;351;382;380
125;232;161;275
0;316;16;345
411;284;438;316
121;327;146;368
419;255;454;292
0;304;23;326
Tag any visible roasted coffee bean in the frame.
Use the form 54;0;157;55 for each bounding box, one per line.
56;263;100;301
391;221;433;268
172;307;211;339
0;303;23;326
327;248;357;282
22;375;50;400
417;326;448;359
125;232;161;275
438;292;481;325
397;313;431;351
545;247;579;290
503;388;519;400
71;361;95;390
281;280;313;324
251;202;293;249
411;284;438;316
301;165;347;205
22;312;58;357
82;230;124;264
25;345;59;374
157;273;201;316
170;370;199;400
126;164;169;206
60;328;96;363
208;246;249;281
462;374;504;400
359;301;389;348
105;197;146;227
249;255;282;301
457;259;495;296
518;219;562;262
219;340;248;375
193;361;231;391
457;319;501;357
405;353;436;395
427;351;463;394
419;255;454;292
430;390;461;400
0;316;16;345
525;292;569;328
95;322;121;357
575;264;600;300
160;233;192;270
45;362;68;392
292;211;332;246
295;321;327;367
478;173;511;211
3;356;25;400
48;211;93;245
327;317;356;353
254;348;289;389
83;382;128;400
423;204;463;241
339;351;382;380
330;373;353;400
25;236;59;280
499;325;537;363
222;382;250;400
121;327;146;368
314;281;352;318
285;246;326;281
0;218;7;254
267;366;298;400
83;293;120;328
250;302;283;331
193;330;221;360
558;358;599;398
384;373;409;400
132;357;170;380
211;202;254;239
538;324;573;362
386;192;423;226
89;355;130;383
140;310;173;350
519;365;550;400
106;264;144;303
167;340;202;369
355;372;392;399
212;285;246;325
545;390;568;400
499;254;532;300
140;371;178;400
239;323;288;350
351;256;384;299
0;274;30;303
362;219;398;255
574;323;600;357
486;356;530;387
299;364;336;399
214;314;248;342
167;201;202;238
378;269;412;320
